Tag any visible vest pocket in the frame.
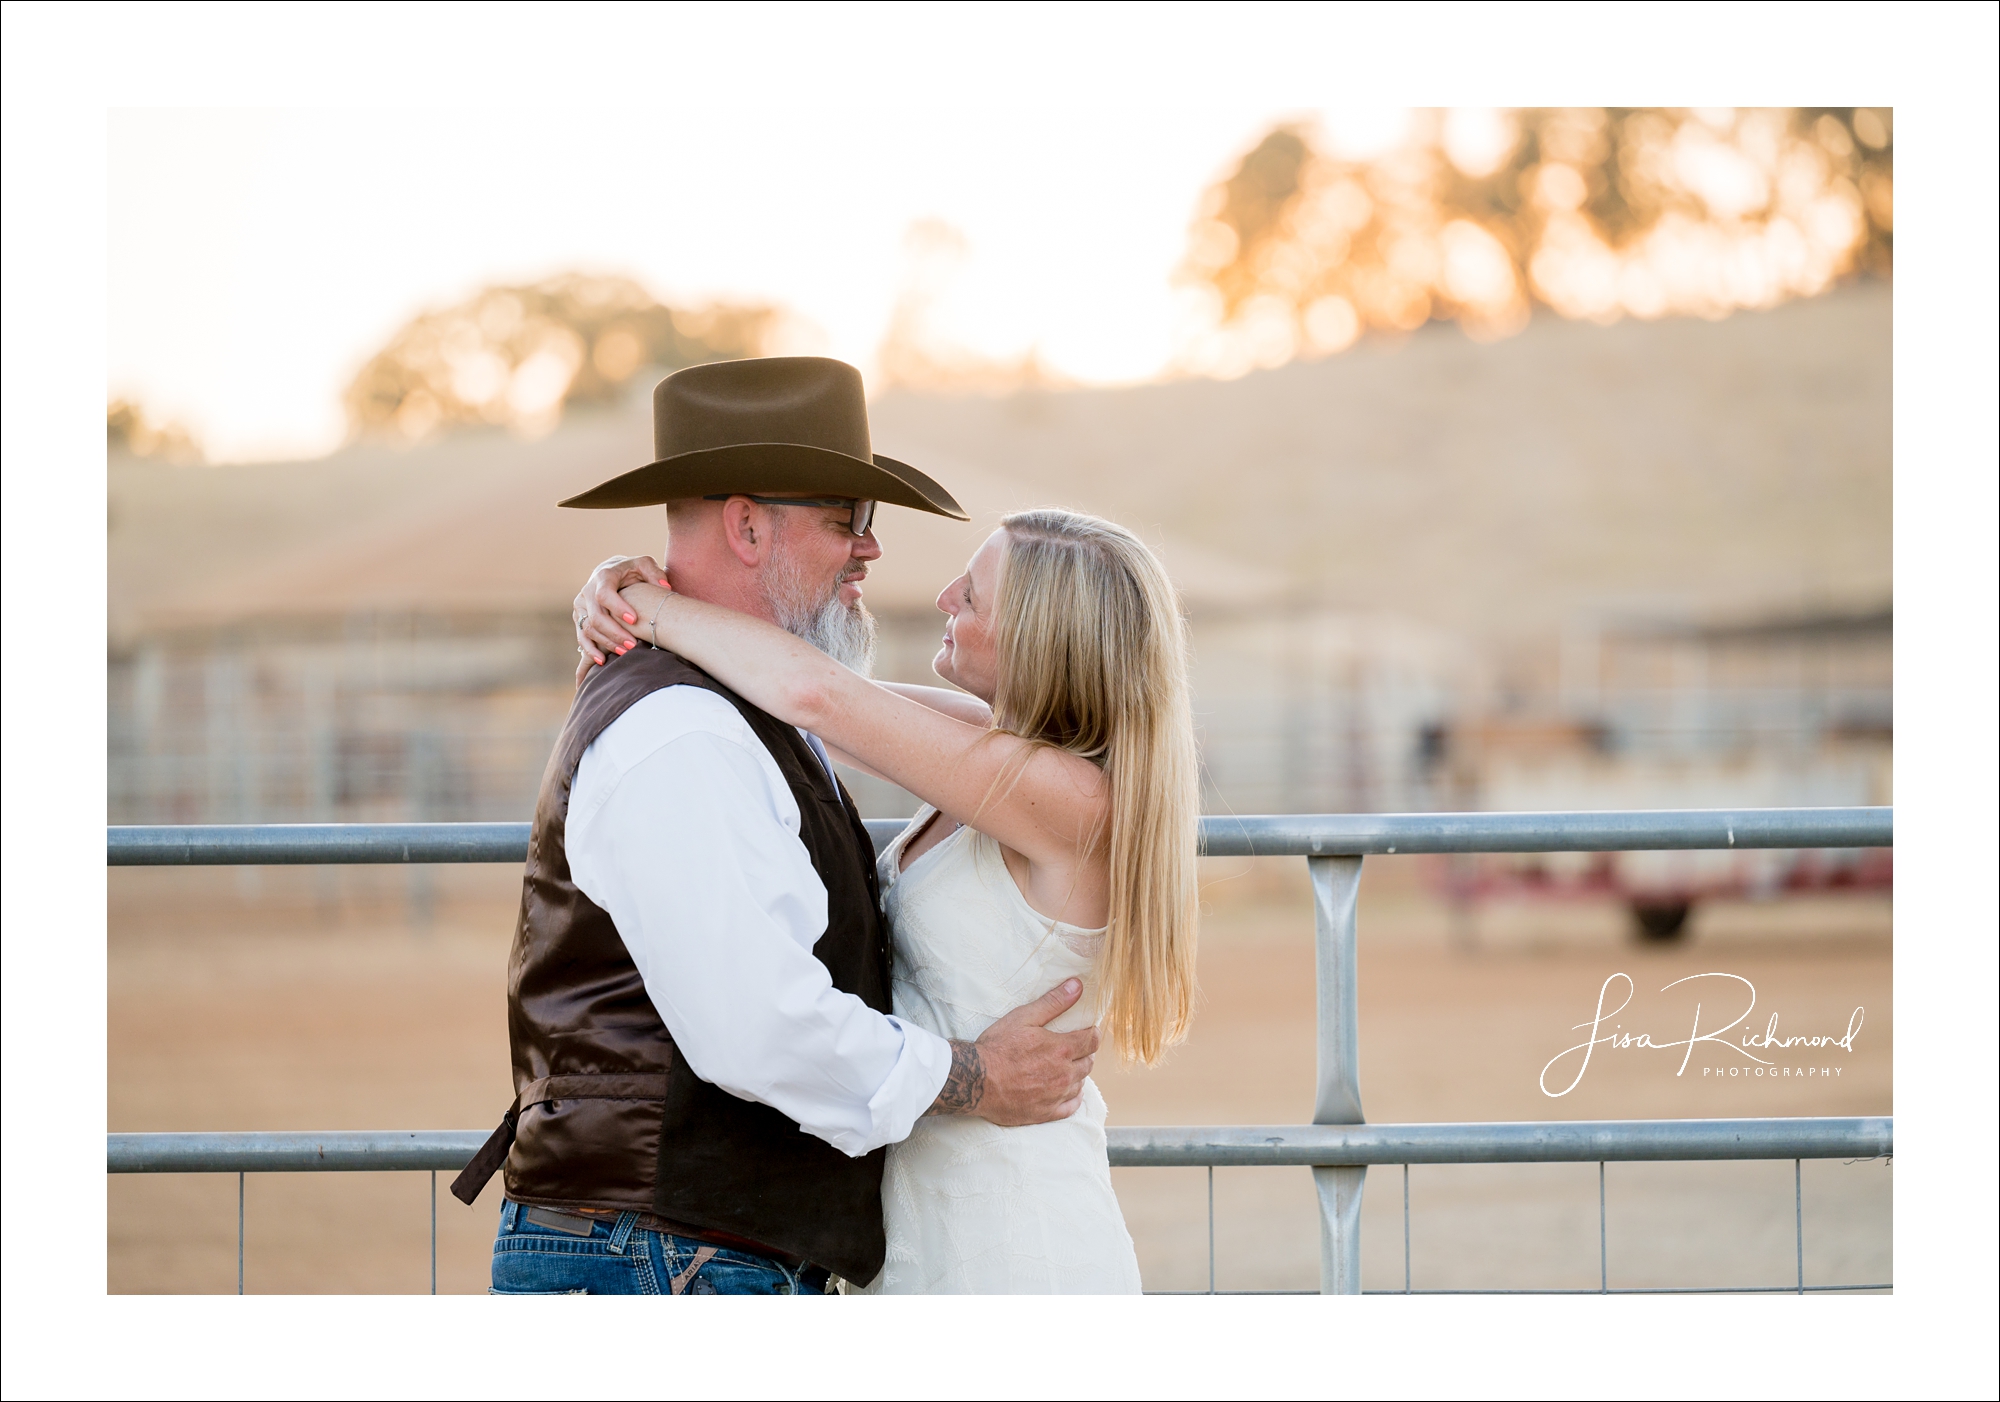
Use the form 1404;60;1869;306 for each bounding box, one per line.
508;1074;671;1205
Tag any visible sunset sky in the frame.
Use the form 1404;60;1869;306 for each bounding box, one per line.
98;8;1921;467
111;99;1419;463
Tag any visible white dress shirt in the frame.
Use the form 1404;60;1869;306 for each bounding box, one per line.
566;685;953;1158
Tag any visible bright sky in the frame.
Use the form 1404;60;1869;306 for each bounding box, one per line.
111;91;1416;462
98;6;1933;466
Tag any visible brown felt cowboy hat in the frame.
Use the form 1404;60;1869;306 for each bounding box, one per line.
558;356;968;519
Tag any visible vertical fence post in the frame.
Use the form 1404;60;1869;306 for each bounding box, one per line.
1402;1164;1411;1294
431;1170;438;1296
1599;1161;1608;1293
238;1171;245;1296
1308;855;1365;1295
1207;1166;1215;1295
1794;1159;1803;1295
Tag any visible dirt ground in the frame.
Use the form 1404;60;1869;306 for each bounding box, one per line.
107;858;1891;1295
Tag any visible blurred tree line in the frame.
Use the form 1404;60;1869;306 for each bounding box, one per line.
1179;108;1892;377
108;398;204;465
341;272;777;443
876;218;1069;393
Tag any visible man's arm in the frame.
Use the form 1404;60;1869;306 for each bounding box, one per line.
924;979;1099;1124
569;689;1095;1150
571;691;949;1155
927;1041;987;1117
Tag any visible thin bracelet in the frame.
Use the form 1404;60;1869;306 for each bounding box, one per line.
648;594;670;648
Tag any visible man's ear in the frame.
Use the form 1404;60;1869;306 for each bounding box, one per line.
719;496;765;568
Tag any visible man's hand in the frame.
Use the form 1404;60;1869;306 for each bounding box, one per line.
925;979;1098;1125
573;554;670;665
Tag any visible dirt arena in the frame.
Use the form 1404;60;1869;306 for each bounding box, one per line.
108;858;1890;1294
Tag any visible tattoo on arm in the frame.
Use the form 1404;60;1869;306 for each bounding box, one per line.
925;1040;986;1117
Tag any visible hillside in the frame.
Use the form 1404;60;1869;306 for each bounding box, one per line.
872;280;1891;640
109;282;1889;650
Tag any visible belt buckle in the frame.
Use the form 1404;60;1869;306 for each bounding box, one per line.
523;1205;601;1237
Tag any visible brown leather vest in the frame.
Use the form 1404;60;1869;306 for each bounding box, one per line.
450;646;894;1283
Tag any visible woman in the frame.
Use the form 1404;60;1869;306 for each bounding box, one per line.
575;508;1199;1293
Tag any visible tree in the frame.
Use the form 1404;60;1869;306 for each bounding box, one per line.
108;398;203;464
1178;108;1893;377
342;272;779;443
874;220;1068;393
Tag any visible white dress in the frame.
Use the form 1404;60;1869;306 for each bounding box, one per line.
854;807;1143;1294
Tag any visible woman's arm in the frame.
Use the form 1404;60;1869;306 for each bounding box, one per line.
875;682;992;727
817;685;987;779
574;554;668;665
563;558;990;759
621;582;1105;867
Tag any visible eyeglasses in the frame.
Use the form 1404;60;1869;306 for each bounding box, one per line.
703;494;876;538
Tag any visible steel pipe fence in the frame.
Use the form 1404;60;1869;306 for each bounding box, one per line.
107;1121;1892;1295
107;1117;1892;1176
109;807;1891;864
107;809;1892;1295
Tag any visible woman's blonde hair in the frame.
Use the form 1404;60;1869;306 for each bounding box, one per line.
989;508;1199;1064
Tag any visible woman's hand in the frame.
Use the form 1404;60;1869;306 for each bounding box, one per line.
573;555;670;666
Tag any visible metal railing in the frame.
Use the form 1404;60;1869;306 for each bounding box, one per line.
108;806;1892;865
108;807;1893;1294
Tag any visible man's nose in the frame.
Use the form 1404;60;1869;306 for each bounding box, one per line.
850;530;882;563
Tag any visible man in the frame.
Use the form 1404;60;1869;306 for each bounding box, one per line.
451;356;1097;1295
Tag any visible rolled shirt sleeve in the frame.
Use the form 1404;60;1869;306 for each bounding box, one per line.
566;686;951;1157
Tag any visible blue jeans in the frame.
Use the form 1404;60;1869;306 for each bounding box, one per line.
490;1200;828;1295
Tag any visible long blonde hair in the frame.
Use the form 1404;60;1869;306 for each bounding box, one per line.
988;509;1199;1064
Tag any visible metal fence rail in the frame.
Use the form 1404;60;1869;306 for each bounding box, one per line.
108;806;1891;864
108;808;1892;1295
107;1120;1893;1296
109;1118;1891;1174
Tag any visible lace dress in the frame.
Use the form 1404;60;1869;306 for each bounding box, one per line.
853;807;1143;1294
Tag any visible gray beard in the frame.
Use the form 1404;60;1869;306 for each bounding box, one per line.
765;553;878;676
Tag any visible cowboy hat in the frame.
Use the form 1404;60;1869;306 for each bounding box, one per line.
558;356;967;519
